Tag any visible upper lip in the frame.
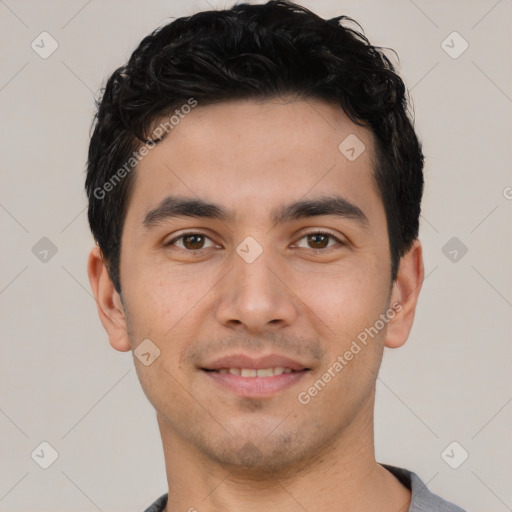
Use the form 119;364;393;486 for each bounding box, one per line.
201;353;309;371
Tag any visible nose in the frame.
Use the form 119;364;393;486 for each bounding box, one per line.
214;246;298;333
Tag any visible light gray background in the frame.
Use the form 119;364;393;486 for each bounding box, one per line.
1;1;511;511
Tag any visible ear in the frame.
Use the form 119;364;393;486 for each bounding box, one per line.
87;246;131;352
385;239;424;349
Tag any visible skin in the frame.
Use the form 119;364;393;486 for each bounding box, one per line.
88;98;424;512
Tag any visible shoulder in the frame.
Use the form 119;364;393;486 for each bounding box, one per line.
381;464;468;512
142;493;168;512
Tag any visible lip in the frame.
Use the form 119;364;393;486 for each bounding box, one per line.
200;353;311;398
203;369;310;398
202;353;308;372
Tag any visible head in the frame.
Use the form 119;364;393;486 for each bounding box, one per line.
87;0;424;473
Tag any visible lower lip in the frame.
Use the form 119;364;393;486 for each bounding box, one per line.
202;370;309;398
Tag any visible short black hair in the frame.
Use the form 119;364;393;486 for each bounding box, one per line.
86;0;424;294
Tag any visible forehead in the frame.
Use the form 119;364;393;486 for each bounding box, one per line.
125;98;383;227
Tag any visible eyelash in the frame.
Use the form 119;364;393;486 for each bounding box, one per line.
294;229;345;252
165;229;345;253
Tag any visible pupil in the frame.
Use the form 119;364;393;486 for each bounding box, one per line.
309;234;328;248
184;235;203;249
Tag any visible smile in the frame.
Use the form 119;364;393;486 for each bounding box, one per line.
202;367;310;398
210;367;295;377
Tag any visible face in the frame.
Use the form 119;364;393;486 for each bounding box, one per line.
92;98;419;474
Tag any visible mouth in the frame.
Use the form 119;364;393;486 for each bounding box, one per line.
204;367;298;376
200;354;311;398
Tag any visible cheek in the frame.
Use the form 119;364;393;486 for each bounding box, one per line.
291;256;390;342
299;266;388;412
124;261;207;327
122;261;225;370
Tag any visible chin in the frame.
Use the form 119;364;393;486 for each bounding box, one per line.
197;425;320;475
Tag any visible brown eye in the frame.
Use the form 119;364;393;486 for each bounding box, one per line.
167;233;216;251
294;231;343;251
182;234;205;250
307;233;329;249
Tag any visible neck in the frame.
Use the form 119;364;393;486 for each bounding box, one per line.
157;392;410;512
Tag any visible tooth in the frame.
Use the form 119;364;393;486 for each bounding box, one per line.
256;368;274;377
221;367;295;377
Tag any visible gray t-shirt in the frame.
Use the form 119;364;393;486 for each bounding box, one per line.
143;464;467;512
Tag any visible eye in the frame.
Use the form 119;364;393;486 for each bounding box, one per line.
166;232;218;251
294;231;344;251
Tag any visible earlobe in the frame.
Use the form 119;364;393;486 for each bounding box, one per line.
385;240;424;349
87;246;131;352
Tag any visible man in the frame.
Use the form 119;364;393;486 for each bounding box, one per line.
86;1;467;510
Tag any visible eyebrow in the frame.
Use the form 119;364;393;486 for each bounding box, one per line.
143;196;230;228
142;195;369;230
271;196;369;229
